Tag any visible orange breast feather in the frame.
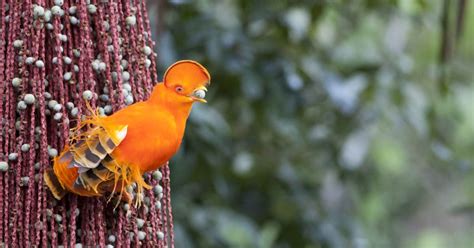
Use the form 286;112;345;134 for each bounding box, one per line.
105;101;183;173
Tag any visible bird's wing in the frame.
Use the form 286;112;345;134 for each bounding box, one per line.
65;115;128;193
67;125;128;170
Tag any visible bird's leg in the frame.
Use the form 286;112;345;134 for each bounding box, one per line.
100;179;132;210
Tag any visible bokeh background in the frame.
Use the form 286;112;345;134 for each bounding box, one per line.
146;1;474;247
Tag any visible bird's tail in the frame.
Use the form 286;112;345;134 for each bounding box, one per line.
45;144;105;199
44;167;67;200
44;145;77;200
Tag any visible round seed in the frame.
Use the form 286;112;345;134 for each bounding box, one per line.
59;34;68;42
34;173;41;182
66;102;74;110
122;203;130;212
194;89;206;99
91;60;100;71
136;218;145;229
20;177;29;186
98;107;105;116
99;94;109;102
87;4;97;14
137;231;146;241
48;147;58;157
25;57;36;65
43;10;52;22
157;231;164;240
153;185;163;195
82;90;93;100
35;60;44;68
139;205;149;218
53;104;62;112
104;105;112;114
48;100;58;109
122;71;130;81
55;214;62;223
8;153;18;161
17;101;27;110
73;49;80;58
121;89;129;97
98;62;106;71
69;6;77;14
0;162;9;172
142;46;152;56
70;16;79;25
63;56;72;64
70;107;79;117
12;77;22;87
123;83;132;92
111;71;118;82
152;170;162;180
53;112;62;120
103;21;110;31
51;6;63;16
120;59;128;69
24;94;35;105
63;72;72;81
33;5;45;18
13;40;23;48
21;144;30;152
144;197;151;206
126;15;136;26
125;95;133;105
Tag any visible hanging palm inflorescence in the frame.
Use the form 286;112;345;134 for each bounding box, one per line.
0;0;174;247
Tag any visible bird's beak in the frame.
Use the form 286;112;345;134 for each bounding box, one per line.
190;86;208;103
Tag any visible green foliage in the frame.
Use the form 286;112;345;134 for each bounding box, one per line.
152;0;474;247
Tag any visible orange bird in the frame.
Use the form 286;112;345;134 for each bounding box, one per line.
44;60;211;205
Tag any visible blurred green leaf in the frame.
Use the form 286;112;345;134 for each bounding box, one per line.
151;0;474;247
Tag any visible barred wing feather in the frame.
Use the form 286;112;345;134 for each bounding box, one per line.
67;125;128;193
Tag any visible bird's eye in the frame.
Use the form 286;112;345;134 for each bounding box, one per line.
175;86;183;93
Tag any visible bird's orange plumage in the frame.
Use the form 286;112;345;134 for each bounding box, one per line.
44;60;211;204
